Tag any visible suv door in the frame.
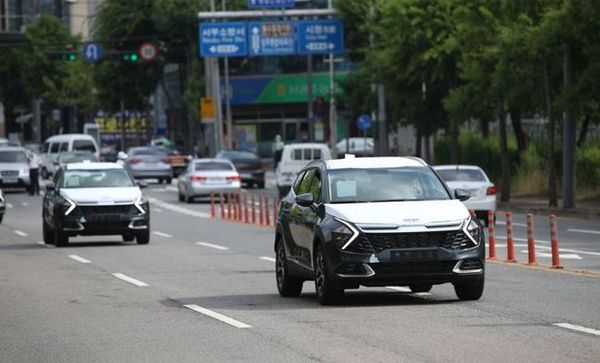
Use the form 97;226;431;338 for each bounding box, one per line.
289;168;320;268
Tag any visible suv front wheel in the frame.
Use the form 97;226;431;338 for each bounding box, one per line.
453;275;484;301
275;240;303;297
314;243;344;305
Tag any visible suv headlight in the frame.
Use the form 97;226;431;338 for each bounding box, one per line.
464;218;482;245
135;195;148;214
332;218;359;250
62;197;76;216
20;168;29;176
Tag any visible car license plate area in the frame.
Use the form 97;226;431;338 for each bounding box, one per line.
390;249;438;262
206;177;225;184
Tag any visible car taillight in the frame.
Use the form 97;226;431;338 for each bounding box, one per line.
190;175;207;181
161;157;170;164
129;158;142;164
486;186;497;195
226;175;241;181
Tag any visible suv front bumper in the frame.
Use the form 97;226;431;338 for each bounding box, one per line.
56;205;149;237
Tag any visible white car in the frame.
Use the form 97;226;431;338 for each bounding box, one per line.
276;143;332;197
177;159;241;203
433;165;496;225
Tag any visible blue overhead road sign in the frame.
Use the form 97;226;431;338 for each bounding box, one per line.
248;21;295;56
247;0;294;9
297;19;344;55
199;22;248;57
82;42;103;63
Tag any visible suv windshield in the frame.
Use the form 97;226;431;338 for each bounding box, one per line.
0;151;27;163
61;169;135;188
328;167;450;203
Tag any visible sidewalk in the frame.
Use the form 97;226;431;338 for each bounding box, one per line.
498;195;600;220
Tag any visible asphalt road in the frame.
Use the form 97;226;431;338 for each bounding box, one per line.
1;183;599;362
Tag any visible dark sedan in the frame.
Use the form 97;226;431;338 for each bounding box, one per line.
216;150;265;188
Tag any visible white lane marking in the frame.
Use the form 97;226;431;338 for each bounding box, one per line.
68;254;91;264
111;273;149;287
567;228;600;235
183;304;252;329
259;256;276;262
519;251;582;260
154;208;164;213
14;230;28;237
496;221;527;227
553;323;600;336
166;186;177;192
152;231;172;238
37;241;54;248
6;203;13;208
496;236;550;244
385;286;432;296
21;202;29;207
534;245;600;257
196;242;228;250
148;197;210;219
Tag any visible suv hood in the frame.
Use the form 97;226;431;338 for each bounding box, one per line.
0;162;27;170
60;187;141;205
325;200;469;230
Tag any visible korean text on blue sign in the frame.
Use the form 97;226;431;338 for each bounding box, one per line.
199;22;248;57
297;19;344;55
248;21;295;56
247;0;294;9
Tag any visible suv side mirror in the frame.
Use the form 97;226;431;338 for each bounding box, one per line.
454;189;471;201
295;193;314;207
46;183;55;192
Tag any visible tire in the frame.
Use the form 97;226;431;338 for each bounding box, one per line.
257;181;265;189
166;178;172;184
43;220;55;245
158;178;164;184
0;214;3;224
122;233;135;242
454;276;485;301
483;212;496;227
314;243;344;305
41;168;49;180
54;228;68;247
178;191;184;202
275;240;303;297
136;230;150;245
409;284;433;293
185;188;193;203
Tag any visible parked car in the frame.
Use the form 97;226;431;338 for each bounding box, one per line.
177;158;241;203
55;151;97;168
335;137;375;157
274;156;484;305
0;188;5;224
40;134;99;179
216;150;265;188
433;165;497;225
275;143;332;197
120;147;172;184
0;146;31;192
42;162;150;247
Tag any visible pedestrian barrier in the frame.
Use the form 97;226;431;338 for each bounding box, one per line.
550;215;563;269
505;212;517;263
526;214;537;266
487;210;497;260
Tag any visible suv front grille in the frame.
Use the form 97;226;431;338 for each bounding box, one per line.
79;205;137;216
347;230;475;253
1;170;18;176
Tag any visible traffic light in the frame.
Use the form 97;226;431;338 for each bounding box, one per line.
122;52;139;62
64;52;77;62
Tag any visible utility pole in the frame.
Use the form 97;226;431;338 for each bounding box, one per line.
209;0;223;155
307;55;314;142
328;0;337;158
562;43;576;208
120;100;125;152
222;0;233;150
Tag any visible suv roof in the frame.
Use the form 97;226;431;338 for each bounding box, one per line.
324;156;427;170
65;162;124;170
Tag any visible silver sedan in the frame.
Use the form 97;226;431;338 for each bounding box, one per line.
177;159;241;203
122;147;172;184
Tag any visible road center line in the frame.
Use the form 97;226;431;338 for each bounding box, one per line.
496;221;527;227
68;254;91;264
111;273;149;287
183;304;252;329
21;202;29;207
567;228;600;235
196;242;228;250
14;230;28;237
534;245;600;257
148;197;210;218
496;236;550;244
6;203;13;208
553;323;600;336
259;256;276;262
153;231;172;238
